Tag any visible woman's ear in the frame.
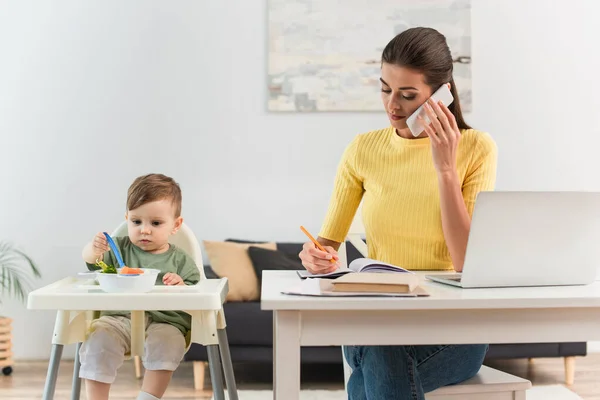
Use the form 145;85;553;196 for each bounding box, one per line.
446;82;451;91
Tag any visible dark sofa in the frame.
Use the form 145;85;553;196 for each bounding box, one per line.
184;241;586;389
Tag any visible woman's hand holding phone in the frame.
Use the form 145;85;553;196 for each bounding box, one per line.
418;98;461;175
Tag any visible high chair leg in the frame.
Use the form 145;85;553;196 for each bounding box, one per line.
207;345;225;400
71;342;82;400
42;344;63;400
217;329;238;400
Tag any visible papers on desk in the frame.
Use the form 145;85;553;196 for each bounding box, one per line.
281;277;429;297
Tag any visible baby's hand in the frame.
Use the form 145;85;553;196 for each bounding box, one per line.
92;232;109;256
163;272;184;286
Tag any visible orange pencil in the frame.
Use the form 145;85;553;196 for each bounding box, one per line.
300;226;336;263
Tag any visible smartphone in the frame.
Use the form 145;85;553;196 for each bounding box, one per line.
406;84;454;137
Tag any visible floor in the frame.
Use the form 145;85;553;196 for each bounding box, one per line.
485;357;600;400
1;356;599;399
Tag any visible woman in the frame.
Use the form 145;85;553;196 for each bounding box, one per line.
299;27;497;399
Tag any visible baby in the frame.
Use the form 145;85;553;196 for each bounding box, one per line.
80;173;200;400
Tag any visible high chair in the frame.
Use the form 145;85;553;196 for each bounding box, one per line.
339;205;531;399
70;221;238;400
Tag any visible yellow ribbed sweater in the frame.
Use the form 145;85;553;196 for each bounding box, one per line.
319;126;498;271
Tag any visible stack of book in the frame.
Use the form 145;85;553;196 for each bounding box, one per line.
329;272;420;294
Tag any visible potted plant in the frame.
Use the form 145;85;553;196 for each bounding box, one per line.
0;241;41;375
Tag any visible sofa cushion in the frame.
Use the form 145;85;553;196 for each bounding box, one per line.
275;242;304;261
559;342;587;356
203;240;276;302
486;343;560;359
221;301;274;346
203;266;219;279
185;343;343;364
277;241;365;264
485;342;587;359
248;246;304;289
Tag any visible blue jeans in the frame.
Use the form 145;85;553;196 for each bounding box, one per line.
344;344;488;400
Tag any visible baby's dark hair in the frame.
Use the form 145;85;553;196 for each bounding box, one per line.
127;173;182;217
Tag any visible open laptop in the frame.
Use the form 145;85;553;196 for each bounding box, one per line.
426;191;600;288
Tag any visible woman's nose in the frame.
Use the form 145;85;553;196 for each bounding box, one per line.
387;96;401;112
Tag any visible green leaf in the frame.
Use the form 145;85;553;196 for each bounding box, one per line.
0;241;41;304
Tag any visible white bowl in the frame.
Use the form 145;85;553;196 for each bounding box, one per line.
96;268;160;293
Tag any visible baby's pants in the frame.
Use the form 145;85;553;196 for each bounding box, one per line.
79;315;186;384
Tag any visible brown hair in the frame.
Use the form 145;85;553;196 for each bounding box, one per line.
382;27;471;130
127;173;182;217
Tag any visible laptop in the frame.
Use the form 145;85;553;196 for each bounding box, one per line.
426;191;600;288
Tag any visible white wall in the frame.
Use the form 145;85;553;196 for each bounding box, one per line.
1;0;599;359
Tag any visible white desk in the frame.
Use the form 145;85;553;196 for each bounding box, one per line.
261;271;600;400
28;277;238;400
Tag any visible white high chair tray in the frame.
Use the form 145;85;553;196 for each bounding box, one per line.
28;276;228;311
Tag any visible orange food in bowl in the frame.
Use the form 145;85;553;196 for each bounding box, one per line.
120;266;144;275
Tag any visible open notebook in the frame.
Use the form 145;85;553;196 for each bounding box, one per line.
297;257;412;279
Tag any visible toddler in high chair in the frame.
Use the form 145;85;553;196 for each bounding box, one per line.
80;173;200;400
